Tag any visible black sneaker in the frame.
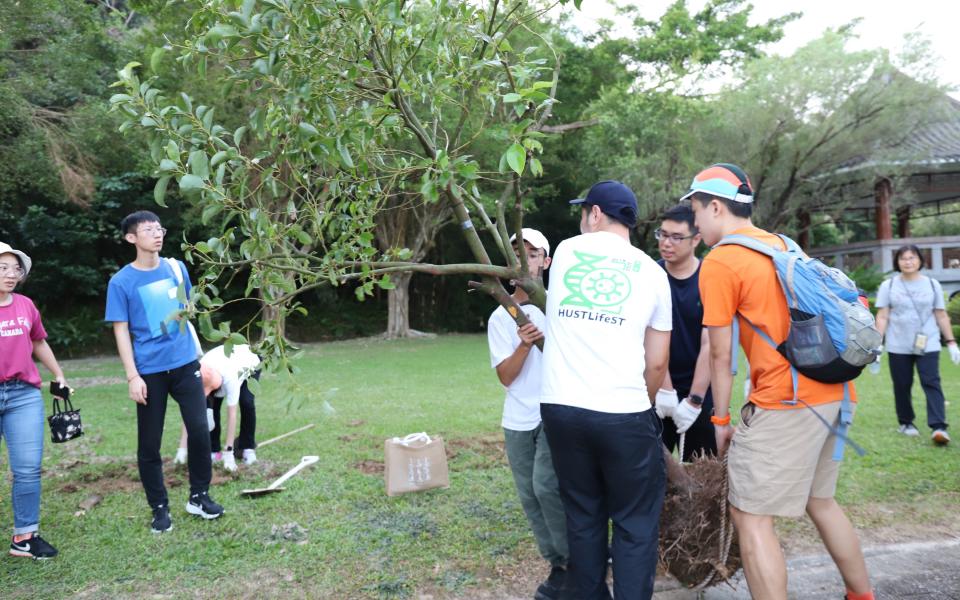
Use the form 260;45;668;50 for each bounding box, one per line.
151;504;173;533
535;565;567;600
9;534;58;559
186;491;224;520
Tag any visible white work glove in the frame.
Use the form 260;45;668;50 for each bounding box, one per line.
869;344;883;374
743;378;752;401
674;399;702;434
949;342;960;366
174;447;187;465
654;388;679;420
206;408;215;432
222;452;237;472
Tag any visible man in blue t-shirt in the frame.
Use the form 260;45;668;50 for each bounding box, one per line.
105;210;223;533
654;205;717;461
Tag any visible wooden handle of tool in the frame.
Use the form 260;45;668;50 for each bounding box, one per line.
257;423;316;448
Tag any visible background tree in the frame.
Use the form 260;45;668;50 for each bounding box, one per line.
701;29;947;242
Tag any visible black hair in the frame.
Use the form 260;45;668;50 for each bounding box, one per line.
691;192;752;219
120;210;161;235
661;204;698;234
893;244;925;271
582;203;637;229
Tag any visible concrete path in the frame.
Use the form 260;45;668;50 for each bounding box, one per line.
654;538;960;599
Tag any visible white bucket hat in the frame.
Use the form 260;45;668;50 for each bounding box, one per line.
0;242;32;279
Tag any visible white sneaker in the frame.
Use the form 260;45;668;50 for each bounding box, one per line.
242;449;257;465
898;424;920;436
174;447;188;465
222;453;238;472
932;429;951;445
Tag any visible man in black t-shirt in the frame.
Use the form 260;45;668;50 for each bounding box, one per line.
653;205;717;461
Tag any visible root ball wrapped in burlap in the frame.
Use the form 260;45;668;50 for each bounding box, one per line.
659;451;741;588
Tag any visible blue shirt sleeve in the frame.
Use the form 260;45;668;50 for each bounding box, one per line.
105;274;129;323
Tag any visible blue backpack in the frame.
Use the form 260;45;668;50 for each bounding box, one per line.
716;233;882;459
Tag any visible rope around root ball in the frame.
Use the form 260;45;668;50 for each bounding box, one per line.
677;433;736;590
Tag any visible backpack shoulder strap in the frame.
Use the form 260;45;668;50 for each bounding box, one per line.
713;234;779;257
164;257;183;284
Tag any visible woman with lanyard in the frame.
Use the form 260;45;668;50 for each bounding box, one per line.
0;242;68;559
875;244;958;445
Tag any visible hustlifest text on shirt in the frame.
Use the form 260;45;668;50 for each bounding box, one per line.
556;307;626;326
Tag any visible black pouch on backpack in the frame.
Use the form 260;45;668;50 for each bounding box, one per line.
48;382;83;443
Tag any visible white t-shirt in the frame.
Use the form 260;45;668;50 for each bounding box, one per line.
201;344;261;406
487;304;546;431
875;275;946;354
541;231;672;413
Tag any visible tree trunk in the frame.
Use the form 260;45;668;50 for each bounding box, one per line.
385;271;413;338
259;285;286;343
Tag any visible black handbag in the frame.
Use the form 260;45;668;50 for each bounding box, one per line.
47;382;83;443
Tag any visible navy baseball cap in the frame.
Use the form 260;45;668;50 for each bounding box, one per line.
570;180;638;228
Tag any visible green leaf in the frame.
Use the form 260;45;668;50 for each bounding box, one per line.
207;24;240;41
505;143;526;175
188;150;210;179
109;93;132;105
503;93;522;103
150;47;166;73
179;174;205;193
201;203;222;225
337;140;355;168
158;159;177;173
154;176;171;207
166;140;180;161
299;122;319;136
530;157;543;177
210;150;228;168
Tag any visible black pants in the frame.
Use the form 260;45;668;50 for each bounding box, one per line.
138;361;211;507
889;351;949;430
660;388;717;462
541;404;666;600
209;376;258;455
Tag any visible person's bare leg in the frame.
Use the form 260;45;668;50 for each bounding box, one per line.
730;506;787;600
806;496;871;594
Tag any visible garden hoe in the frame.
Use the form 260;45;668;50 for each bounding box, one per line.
241;455;319;498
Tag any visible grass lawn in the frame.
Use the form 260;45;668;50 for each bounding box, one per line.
1;334;958;598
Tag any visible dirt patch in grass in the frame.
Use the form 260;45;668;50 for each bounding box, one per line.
50;457;284;498
445;435;506;469
356;459;385;475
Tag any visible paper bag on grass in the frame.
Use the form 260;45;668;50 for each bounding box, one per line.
384;432;450;496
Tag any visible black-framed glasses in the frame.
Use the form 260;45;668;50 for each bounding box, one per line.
0;265;25;279
137;226;167;237
654;229;696;243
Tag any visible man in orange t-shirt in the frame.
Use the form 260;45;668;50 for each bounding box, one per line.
684;164;874;600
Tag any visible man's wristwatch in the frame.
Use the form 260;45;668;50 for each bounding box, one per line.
687;394;703;407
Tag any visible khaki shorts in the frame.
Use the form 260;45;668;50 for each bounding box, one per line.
727;400;844;517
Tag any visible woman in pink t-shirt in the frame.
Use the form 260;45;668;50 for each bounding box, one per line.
0;242;68;560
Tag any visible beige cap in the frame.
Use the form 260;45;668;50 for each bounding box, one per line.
0;242;32;279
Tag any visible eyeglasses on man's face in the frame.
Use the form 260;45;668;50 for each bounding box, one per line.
654;229;695;243
137;226;167;237
0;264;25;279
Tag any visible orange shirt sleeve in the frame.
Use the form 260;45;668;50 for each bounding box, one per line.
700;254;741;327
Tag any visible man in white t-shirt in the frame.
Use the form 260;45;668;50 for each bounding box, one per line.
487;229;569;600
540;181;672;600
175;344;261;471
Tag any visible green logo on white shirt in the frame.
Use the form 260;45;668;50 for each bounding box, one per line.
561;251;632;311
